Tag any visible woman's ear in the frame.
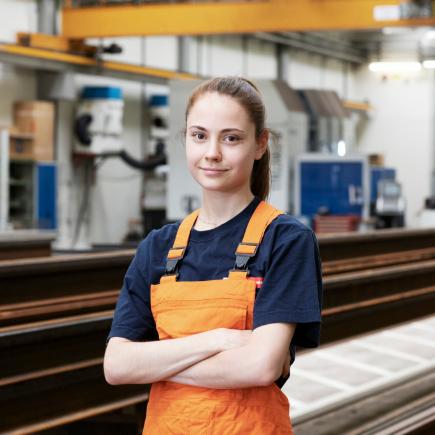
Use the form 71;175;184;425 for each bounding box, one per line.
255;129;269;160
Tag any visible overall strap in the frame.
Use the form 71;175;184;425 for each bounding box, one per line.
160;201;283;283
229;201;283;280
161;209;200;283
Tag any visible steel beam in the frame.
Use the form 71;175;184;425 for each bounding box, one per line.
0;44;198;84
61;0;435;39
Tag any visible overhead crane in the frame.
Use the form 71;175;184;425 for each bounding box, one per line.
61;0;435;38
1;1;433;90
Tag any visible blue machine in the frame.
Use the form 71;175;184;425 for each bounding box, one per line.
35;163;57;229
294;154;369;226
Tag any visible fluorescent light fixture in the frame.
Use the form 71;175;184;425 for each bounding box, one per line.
337;140;346;157
423;60;435;69
382;27;412;35
423;30;435;40
368;61;422;73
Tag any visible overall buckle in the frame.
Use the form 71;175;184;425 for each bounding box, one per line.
233;242;259;272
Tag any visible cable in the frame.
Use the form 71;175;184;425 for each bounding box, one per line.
72;160;92;248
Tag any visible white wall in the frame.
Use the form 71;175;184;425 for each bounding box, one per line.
0;65;36;126
246;38;277;78
350;66;434;227
286;50;351;97
0;0;38;125
0;0;37;43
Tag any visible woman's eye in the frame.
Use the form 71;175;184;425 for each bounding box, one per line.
224;135;240;143
192;132;206;141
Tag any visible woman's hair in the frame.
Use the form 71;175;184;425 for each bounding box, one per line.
185;76;272;201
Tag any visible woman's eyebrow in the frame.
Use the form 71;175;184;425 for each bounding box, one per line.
221;128;246;134
188;126;246;134
188;125;207;131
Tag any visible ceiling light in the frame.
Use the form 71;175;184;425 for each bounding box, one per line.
337;140;346;157
423;60;435;68
368;61;422;72
423;30;435;40
382;27;412;35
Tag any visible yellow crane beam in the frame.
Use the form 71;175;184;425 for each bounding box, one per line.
0;43;198;81
61;0;435;39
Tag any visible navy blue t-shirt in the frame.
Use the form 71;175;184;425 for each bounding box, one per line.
107;196;323;364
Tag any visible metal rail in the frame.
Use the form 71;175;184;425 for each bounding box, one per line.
2;230;435;432
322;247;435;275
293;366;435;435
317;227;435;261
0;232;55;260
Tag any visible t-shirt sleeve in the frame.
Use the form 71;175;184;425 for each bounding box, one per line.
106;233;159;345
253;228;323;348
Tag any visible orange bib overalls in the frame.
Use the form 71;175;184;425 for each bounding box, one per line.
143;201;293;434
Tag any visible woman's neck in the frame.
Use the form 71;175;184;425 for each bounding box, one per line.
197;190;255;228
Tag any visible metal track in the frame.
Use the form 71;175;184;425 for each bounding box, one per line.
2;229;435;433
318;227;435;261
293;367;435;435
321;260;435;343
322;247;435;275
0;232;54;260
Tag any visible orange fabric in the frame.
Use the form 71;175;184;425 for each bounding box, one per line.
170;209;200;254
143;201;292;434
167;248;185;259
236;202;283;255
236;243;257;255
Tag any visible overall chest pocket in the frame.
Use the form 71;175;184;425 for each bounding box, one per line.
152;299;249;339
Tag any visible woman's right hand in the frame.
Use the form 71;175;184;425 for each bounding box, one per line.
217;328;253;352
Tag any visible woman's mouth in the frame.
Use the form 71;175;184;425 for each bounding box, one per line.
200;167;228;175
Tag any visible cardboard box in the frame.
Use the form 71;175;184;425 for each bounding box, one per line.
13;101;54;161
368;153;384;167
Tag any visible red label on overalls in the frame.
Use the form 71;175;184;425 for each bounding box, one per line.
223;276;263;288
248;276;263;288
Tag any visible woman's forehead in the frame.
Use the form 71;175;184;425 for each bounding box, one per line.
187;92;252;129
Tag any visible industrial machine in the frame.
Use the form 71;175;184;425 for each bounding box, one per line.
374;179;405;228
293;153;370;229
167;79;308;220
71;85;168;245
370;167;405;228
74;86;124;155
419;196;435;227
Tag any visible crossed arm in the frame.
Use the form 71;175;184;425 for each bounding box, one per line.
164;322;295;388
104;322;296;389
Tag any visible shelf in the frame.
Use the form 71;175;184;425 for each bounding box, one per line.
10;158;36;163
9;131;35;140
9;179;28;187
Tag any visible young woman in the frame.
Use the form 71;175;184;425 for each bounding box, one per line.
104;76;323;434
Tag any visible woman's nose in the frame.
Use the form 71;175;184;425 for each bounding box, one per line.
205;138;222;160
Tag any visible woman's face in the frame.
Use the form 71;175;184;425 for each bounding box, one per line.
185;92;267;195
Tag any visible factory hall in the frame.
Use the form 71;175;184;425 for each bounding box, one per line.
0;1;435;434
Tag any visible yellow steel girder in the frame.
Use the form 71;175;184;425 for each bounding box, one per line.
17;33;71;52
61;0;435;39
0;43;198;80
16;33;99;57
